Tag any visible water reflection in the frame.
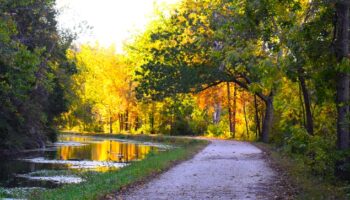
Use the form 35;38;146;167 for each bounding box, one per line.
57;135;156;164
0;134;159;187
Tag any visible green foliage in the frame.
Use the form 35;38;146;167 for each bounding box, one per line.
206;123;226;137
188;108;209;135
0;187;6;198
306;135;337;177
0;0;75;150
283;125;337;178
257;143;348;199
0;0;346;191
285;126;310;154
156;95;205;135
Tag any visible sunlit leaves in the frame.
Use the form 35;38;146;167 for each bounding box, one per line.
63;44;138;132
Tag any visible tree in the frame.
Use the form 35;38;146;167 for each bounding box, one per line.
334;0;350;150
131;0;281;142
0;0;75;150
63;44;135;133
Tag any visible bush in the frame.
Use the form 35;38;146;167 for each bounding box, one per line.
206;123;226;137
170;118;194;136
284;125;337;178
306;135;337;177
285;126;310;154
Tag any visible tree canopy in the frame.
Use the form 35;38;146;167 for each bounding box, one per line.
1;0;350;182
0;0;75;150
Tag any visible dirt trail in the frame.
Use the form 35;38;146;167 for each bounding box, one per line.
118;140;277;200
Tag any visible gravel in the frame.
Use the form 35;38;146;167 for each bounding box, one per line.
117;140;277;200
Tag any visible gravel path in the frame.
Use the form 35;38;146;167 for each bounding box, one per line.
118;140;276;200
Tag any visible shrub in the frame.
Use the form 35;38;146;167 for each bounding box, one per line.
206;123;226;137
285;126;310;154
284;125;337;178
170;118;194;135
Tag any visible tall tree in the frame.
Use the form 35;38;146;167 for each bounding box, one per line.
226;82;234;136
334;0;350;150
0;0;75;150
232;83;237;138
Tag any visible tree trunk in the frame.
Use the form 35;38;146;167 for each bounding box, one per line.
213;103;222;124
125;110;129;131
299;74;314;135
243;91;249;139
335;1;350;150
254;95;261;140
150;103;155;134
119;113;123;132
298;80;306;127
232;83;237;138
135;115;140;130
262;92;274;143
109;116;113;134
226;82;234;137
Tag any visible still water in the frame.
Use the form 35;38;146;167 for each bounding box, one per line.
0;134;160;188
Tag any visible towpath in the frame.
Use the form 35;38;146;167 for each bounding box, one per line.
115;140;281;200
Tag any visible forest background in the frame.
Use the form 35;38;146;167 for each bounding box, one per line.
1;0;350;182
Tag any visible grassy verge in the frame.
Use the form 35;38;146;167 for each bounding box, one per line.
29;134;209;200
255;143;349;200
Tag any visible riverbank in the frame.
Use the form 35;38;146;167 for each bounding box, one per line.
26;133;209;200
254;143;349;199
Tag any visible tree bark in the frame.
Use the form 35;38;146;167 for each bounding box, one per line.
254;95;261;140
119;113;123;132
213;103;222;124
225;78;271;142
135;115;140;130
335;1;350;150
298;80;306;127
261;92;274;143
232;83;237;138
109;116;113;134
125;110;129;131
298;74;314;135
226;82;234;137
150;103;155;134
243;91;249;139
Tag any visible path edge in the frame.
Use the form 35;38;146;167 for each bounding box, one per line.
101;139;211;200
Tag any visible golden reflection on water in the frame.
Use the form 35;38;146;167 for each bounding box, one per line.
56;135;156;171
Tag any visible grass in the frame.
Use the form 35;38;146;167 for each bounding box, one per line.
28;133;209;200
255;142;349;200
